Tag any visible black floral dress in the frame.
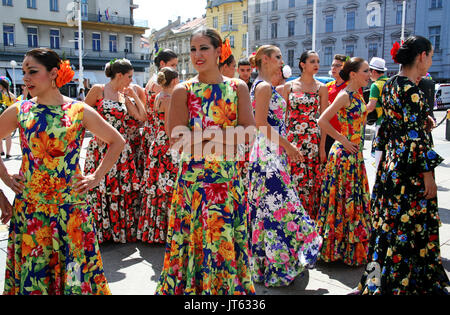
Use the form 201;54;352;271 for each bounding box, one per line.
358;75;449;295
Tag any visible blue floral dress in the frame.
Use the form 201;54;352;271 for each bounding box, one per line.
247;79;322;287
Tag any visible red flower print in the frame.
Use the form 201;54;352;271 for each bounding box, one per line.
204;182;228;204
61;114;72;127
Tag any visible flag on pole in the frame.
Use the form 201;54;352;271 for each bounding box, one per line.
97;9;102;22
105;9;110;21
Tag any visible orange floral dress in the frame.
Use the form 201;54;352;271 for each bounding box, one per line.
3;100;110;295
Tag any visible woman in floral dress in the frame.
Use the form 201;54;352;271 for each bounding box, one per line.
282;51;328;219
156;28;256;295
138;67;179;244
358;36;449;294
0;48;125;295
247;45;322;287
317;57;372;266
84;59;147;244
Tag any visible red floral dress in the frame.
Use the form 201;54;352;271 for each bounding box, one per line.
137;108;179;244
84;98;141;243
286;89;323;219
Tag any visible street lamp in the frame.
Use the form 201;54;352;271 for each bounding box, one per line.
10;60;17;95
181;69;186;81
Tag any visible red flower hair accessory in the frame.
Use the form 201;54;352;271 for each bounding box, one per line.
56;60;75;88
391;41;404;64
220;38;233;64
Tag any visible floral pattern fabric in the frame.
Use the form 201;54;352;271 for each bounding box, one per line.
84;97;140;243
316;91;371;266
137;110;178;244
358;76;449;295
286;89;323;219
3;100;110;295
247;79;322;287
156;79;255;295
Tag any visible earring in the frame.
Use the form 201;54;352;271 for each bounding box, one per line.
52;80;56;89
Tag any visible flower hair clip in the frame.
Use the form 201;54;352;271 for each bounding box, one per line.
0;76;12;86
220;38;233;64
391;41;404;64
55;60;74;88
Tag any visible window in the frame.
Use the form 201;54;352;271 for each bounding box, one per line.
27;27;38;47
396;4;404;25
324;47;333;65
271;23;278;39
326;15;333;33
307;0;313;5
306;17;313;35
288;20;295;37
109;34;117;53
429;26;441;51
50;29;60;49
255;24;260;41
255;0;260;14
2;0;12;6
229;35;235;48
430;0;442;9
92;33;101;51
242;33;247;50
213;16;218;29
345;44;355;57
288;49;294;68
125;36;133;53
3;25;14;46
27;0;36;8
272;0;278;11
74;31;84;50
243;11;248;24
81;0;88;20
289;0;295;8
368;43;378;59
347;11;355;31
49;0;58;12
228;14;233;26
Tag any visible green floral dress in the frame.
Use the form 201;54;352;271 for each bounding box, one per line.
3;100;110;295
358;76;449;295
155;79;255;295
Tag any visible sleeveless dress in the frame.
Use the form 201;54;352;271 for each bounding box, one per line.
358;76;449;294
137;106;178;244
287;87;323;219
247;79;322;287
316;91;371;266
84;92;140;244
3;100;110;295
156;78;255;295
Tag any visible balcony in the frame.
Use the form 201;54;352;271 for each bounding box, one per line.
221;24;239;32
81;13;148;28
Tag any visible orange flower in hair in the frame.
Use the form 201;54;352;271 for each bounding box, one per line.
220;38;232;64
55;60;75;88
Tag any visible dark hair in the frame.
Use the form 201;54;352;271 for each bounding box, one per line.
157;67;179;87
105;59;133;79
339;57;366;81
25;48;62;72
154;49;178;70
334;54;348;63
219;54;235;69
395;35;433;67
238;58;251;67
0;79;12;102
190;27;222;49
298;50;318;72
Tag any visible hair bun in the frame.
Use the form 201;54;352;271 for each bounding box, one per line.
157;71;167;86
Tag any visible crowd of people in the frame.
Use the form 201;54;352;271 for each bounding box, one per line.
0;27;448;295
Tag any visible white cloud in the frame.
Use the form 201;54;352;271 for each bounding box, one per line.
133;0;207;35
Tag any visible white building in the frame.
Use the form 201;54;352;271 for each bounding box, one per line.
0;0;149;96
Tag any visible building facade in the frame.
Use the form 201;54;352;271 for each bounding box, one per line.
415;0;450;81
248;0;416;77
0;0;149;96
148;16;206;81
206;0;249;61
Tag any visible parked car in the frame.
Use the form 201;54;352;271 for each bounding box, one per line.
435;83;450;110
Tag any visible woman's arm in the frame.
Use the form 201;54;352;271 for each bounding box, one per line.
124;87;147;122
84;85;103;107
0;105;25;193
318;83;329;163
254;82;303;162
74;104;126;194
318;91;359;154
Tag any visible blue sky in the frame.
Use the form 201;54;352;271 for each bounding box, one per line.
134;0;207;35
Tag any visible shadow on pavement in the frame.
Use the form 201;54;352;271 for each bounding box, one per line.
315;261;364;290
439;208;450;225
